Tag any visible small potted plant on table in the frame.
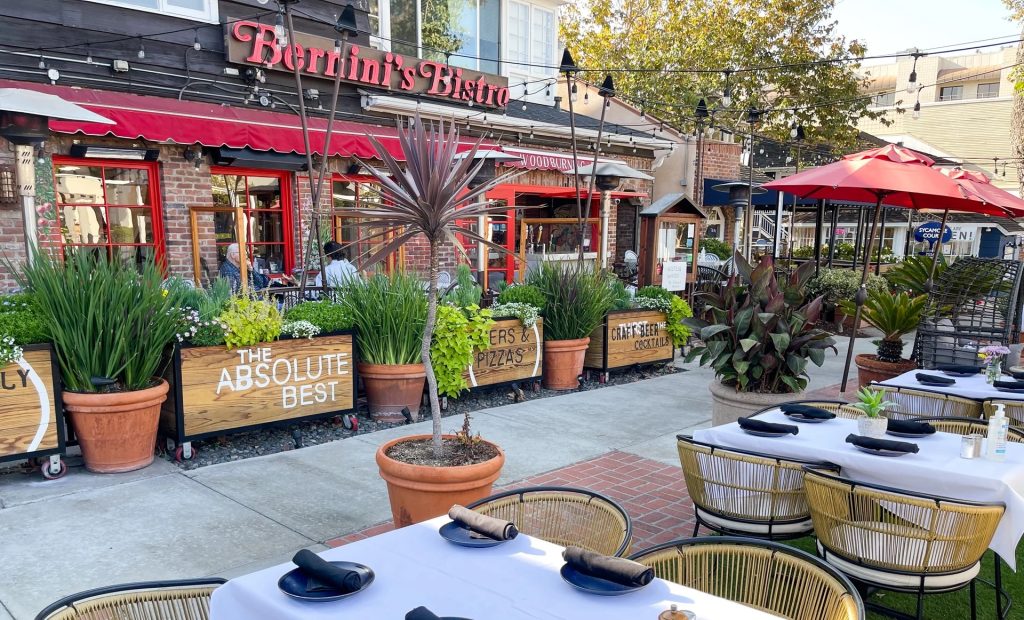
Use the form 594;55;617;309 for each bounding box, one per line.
840;289;924;389
851;387;892;438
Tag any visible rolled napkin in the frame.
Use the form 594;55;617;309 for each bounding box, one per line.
562;546;654;587
935;364;981;374
738;417;798;435
406;607;442;620
993;380;1024;390
779;403;836;420
291;549;367;594
845;433;919;454
915;372;954;385
886;419;936;435
448;505;518;540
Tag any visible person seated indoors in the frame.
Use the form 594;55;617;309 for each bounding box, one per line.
315;241;361;289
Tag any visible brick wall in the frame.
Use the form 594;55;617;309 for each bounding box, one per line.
700;140;742;182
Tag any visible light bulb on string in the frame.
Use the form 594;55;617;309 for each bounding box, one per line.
37;51;45;70
570;83;578;103
721;69;732;107
274;12;288;47
906;49;920;93
994;157;1000;174
85;44;93;64
137;38;145;59
521;101;527;111
912;99;921;120
193;29;202;51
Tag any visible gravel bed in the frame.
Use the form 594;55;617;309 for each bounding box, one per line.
162;363;682;470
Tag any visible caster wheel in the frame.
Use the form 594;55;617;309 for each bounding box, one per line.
347;414;359;432
174;445;197;462
41;459;68;480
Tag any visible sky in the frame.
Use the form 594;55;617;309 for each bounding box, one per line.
833;0;1018;63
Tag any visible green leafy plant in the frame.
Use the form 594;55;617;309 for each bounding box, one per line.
886;254;948;296
685;253;837;394
839;289;926;363
489;302;539;327
665;296;694;347
806;268;888;314
607;277;633;311
700;237;732;260
0;292;48;345
165;277;232;347
339;272;428;365
635;285;674;305
0;336;23;367
851;386;894;418
16;248;181;392
496;283;546;310
284;300;353;334
220;295;283;350
528;263;615;341
431;304;494;398
443;264;483;308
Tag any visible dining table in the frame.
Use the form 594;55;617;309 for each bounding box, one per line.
693;409;1024;570
209;515;783;619
879;368;1024;402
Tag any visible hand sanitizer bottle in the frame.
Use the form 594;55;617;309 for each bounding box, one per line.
987;403;1009;462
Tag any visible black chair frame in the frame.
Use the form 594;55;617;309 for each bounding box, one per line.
34;578;228;620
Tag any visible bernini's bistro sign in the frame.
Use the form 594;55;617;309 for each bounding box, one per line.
228;21;511;108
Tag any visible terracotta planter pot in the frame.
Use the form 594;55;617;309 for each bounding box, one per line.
62;379;168;474
358;362;426;423
542;337;590;390
854;354;917;389
376;434;505;528
708;380;802;426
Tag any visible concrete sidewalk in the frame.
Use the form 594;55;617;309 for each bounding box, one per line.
0;336;874;619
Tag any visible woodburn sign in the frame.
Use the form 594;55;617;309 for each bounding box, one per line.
228;21;511;108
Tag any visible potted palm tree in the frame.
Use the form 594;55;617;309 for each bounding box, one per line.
349;115;524;527
18;249;181;473
685;253;836;425
839;289;924;388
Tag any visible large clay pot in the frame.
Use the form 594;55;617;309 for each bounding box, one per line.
376;434;505;528
542;337;590;390
854;354;917;389
62;379;169;473
358;362;426;423
708;380;801;426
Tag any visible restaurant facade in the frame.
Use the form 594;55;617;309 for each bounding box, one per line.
0;0;684;292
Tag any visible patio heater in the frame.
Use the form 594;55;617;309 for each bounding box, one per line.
569;161;653;269
458;149;523;281
711;181;765;271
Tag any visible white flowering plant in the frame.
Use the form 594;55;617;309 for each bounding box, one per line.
282;320;321;339
0;335;24;367
489;302;539;328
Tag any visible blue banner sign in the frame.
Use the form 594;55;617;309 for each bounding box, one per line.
913;222;953;246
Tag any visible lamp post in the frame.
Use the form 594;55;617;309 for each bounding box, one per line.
559;48;586;264
694;98;709;210
787;124;804;262
571;162;653;269
744;107;761;259
581;75;615;268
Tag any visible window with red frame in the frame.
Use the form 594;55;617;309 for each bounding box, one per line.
53;159;163;264
210;170;292;276
331;176;402;273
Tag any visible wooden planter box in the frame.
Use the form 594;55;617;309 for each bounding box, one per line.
584;309;675;375
0;344;65;469
463;318;543;390
161;332;357;452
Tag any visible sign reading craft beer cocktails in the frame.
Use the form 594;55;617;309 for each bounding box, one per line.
227;21;511;108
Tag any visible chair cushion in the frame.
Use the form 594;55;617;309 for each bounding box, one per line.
696;506;813;535
816;540;980;590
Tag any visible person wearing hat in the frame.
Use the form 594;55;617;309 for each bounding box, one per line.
315;240;360;289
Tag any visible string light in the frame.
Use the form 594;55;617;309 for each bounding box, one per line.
274;12;288;47
521;101;527;111
570;83;578;103
912;89;921;119
85;44;93;64
721;69;733;107
137;37;145;59
37;50;45;69
193;29;202;51
906;48;921;93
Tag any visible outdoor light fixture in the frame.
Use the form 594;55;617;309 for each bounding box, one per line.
912;100;921;119
571;83;578;103
0;111;48;144
274;12;288;46
598;74;615;98
906;48;920;93
335;3;359;37
695;98;709;119
37;52;45;70
559;49;579;74
137;38;145;60
193;29;202;51
745;107;761;125
70;144;159;161
790;123;805;141
85;45;93;64
721;70;733;107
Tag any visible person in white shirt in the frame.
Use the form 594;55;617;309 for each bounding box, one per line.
315;241;360;290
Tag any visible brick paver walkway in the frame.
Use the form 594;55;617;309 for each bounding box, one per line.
327;450;696;552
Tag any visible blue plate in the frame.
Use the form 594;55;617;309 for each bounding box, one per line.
277;561;374;602
439;520;508;547
559;563;646;596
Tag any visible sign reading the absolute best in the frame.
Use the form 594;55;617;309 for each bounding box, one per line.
585;310;674;370
228;21;510;108
174;334;355;437
0;346;60;460
464;318;543;388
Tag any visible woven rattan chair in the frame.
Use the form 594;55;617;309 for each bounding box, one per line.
874;385;983;420
35;578;226;620
629;537;864;620
676;435;839;540
803;466;1007;620
466;486;632;556
983;399;1024;430
917;416;1024;442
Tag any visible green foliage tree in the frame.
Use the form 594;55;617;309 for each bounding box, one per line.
560;0;885;150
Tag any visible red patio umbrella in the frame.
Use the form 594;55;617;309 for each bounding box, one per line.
762;145;1010;392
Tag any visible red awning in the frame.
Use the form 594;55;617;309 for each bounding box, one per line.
0;81;487;161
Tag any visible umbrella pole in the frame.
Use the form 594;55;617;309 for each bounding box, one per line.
841;195;885;392
925;208;950;292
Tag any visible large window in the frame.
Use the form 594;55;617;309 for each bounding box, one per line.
506;1;555;74
384;0;500;72
872;91;895;107
82;0;217;22
331;177;401;272
977;82;1000;99
939;85;964;101
53;159;163;265
210;171;292;276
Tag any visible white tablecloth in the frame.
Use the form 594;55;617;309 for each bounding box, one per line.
879;369;1024;401
694;410;1024;570
210;516;781;619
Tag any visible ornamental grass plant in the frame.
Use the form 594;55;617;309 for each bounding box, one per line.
528;263;615;341
16;248;181;392
340;271;427;365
